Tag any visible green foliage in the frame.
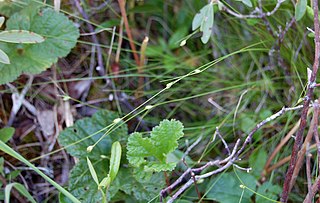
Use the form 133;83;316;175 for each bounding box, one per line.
0;127;14;143
206;170;256;203
256;181;282;203
249;148;267;178
0;30;44;44
192;2;214;44
295;0;307;21
58;110;166;202
5;183;36;203
236;0;253;7
127;119;184;172
0;3;79;84
109;141;122;183
0;14;44;64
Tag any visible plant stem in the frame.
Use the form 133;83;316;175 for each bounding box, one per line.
117;0;140;66
281;0;320;201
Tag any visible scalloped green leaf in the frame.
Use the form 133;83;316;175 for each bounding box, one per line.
127;119;184;171
118;168;165;200
0;6;79;84
0;30;44;43
295;0;307;21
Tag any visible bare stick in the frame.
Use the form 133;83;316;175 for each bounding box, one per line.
74;0;106;80
117;0;140;66
289;112;316;191
218;0;285;19
281;0;320;201
306;145;312;201
313;100;320;169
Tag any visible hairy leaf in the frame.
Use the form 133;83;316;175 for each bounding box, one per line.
0;6;79;84
118;168;165;200
127;119;184;171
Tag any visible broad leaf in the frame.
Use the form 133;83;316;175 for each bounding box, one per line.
249;148;267;178
58;110;127;202
59;110;165;202
118;168;165;200
206;171;256;203
0;49;10;64
256;181;282;203
192;3;214;44
236;0;252;7
58;110;127;160
0;6;79;84
68;160;111;203
127;119;184;171
0;30;44;43
295;0;307;21
0;17;4;28
0;127;15;143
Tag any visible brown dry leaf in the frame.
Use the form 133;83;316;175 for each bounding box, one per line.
37;110;55;138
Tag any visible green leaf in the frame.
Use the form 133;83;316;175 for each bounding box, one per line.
0;0;27;16
67;160;107;203
295;0;307;21
256;181;282;203
99;176;111;189
0;127;15;143
58;110;127;202
109;141;121;182
58;110;127;160
0;30;44;43
236;0;252;7
118;168;165;200
87;157;99;186
0;17;4;28
5;183;36;203
0;140;80;203
0;6;79;84
192;3;214;44
168;27;188;49
0;49;10;64
206;171;256;203
249;149;267;178
0;157;4;175
240;115;255;133
127;119;184;171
